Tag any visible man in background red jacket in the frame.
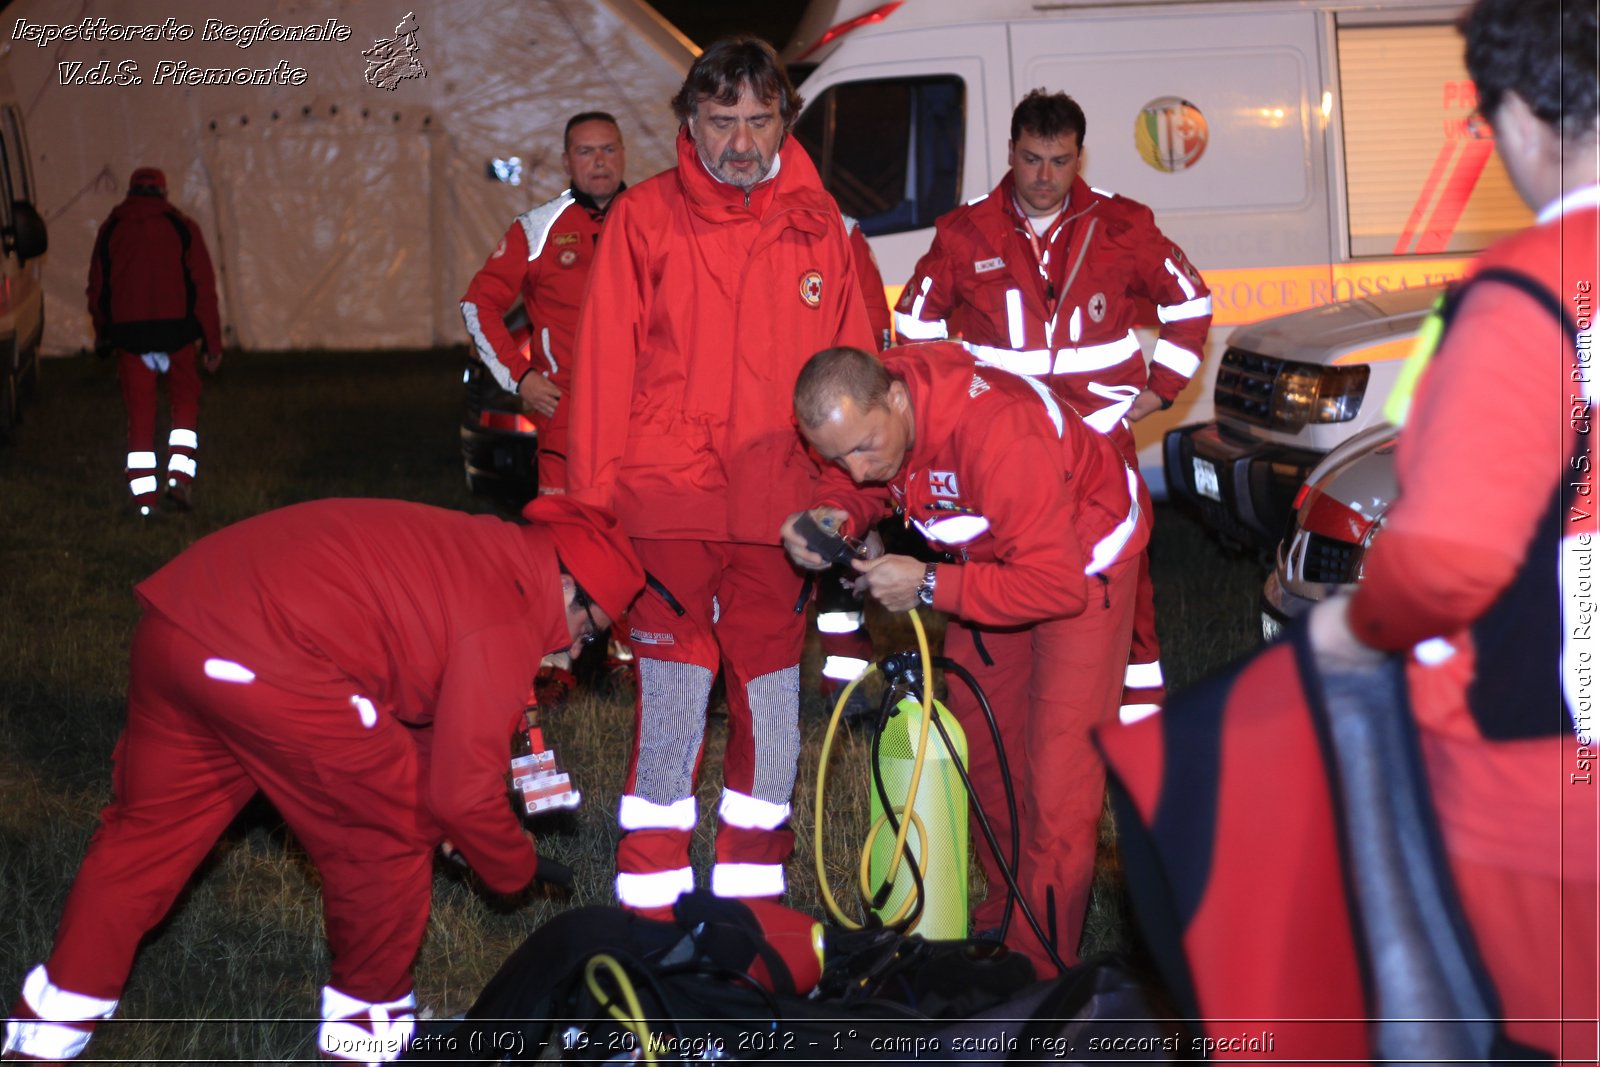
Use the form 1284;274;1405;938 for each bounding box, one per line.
87;167;223;517
1;497;643;1064
893;91;1212;722
460;112;627;498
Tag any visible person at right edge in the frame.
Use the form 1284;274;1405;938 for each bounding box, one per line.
564;37;875;919
1304;0;1597;1058
892;90;1211;723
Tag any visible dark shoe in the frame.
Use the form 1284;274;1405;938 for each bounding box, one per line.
164;480;193;512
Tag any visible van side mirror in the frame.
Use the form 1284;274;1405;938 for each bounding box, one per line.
5;200;47;262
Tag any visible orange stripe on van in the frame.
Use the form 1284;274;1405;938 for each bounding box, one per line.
1201;259;1472;327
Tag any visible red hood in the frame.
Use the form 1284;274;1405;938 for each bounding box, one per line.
884;341;991;473
674;126;835;236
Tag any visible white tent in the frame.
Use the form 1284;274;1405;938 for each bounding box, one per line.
6;0;695;353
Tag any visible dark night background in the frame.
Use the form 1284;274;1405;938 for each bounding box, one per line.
648;1;811;53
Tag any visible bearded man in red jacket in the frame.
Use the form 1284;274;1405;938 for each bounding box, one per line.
565;37;875;917
2;497;643;1064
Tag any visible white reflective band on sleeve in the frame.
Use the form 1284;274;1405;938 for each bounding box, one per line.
1086;467;1141;576
1151;338;1202;379
919;513;991;544
816;610;864;634
139;352;171;374
1164;258;1198;300
204;658;256;683
712;862;786;899
1003;370;1067;438
1082;383;1142;435
965;342;1051;376
618;793;697;831
1413;637;1456;666
1005;289;1025;350
128;475;159;497
616;866;694;908
167;428;199;450
1157;294;1213;323
2;965;116;1061
1051;331;1143;374
893;310;949;340
898;276;947;340
1069;305;1082;344
822;655;870;682
719;789;791;831
1119;703;1162;725
460;303;520;395
1091;186;1117;198
350;695;379;729
1124;661;1165;689
167;454;198;478
126;451;158;469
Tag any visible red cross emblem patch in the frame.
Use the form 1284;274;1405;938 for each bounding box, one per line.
928;470;960;498
799;270;823;308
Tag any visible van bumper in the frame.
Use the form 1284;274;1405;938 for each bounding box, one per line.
1163;422;1322;551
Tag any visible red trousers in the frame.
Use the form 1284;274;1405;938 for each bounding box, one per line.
117;345;200;503
944;554;1138;971
42;614;438;1006
615;540;806;912
532;397;569;495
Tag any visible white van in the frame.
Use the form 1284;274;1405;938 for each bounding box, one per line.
784;0;1529;493
0;56;47;443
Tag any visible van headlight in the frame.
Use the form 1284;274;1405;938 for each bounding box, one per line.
1271;364;1370;432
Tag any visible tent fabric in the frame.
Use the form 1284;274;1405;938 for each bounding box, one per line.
9;0;694;353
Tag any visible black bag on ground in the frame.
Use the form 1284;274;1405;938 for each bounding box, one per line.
402;895;1178;1064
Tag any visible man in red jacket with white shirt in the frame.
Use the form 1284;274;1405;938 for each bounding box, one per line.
1;497;643;1064
565;38;875;919
782;342;1148;970
893;91;1212;722
460;112;626;497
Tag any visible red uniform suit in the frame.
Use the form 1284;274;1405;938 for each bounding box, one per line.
567;129;876;914
1098;188;1598;1064
894;174;1211;719
460;185;615;494
816;213;894;689
815;342;1148;968
86;171;223;513
1;498;642;1064
1345;186;1599;1060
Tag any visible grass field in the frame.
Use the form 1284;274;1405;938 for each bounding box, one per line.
0;349;1266;1063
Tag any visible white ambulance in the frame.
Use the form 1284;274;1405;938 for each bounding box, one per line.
783;0;1529;497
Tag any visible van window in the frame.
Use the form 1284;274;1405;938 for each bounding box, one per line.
1337;22;1530;257
2;109;33;204
794;75;964;237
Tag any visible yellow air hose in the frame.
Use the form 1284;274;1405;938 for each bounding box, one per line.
813;607;937;930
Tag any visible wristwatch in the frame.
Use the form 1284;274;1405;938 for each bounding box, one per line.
915;564;937;608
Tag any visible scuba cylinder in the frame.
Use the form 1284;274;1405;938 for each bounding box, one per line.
868;694;969;938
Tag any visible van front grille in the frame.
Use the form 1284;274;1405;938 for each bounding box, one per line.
1214;346;1284;426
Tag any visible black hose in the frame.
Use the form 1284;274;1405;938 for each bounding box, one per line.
867;686;927;932
931;658;1019;937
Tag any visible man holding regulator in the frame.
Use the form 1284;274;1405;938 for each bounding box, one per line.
781;341;1147;971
